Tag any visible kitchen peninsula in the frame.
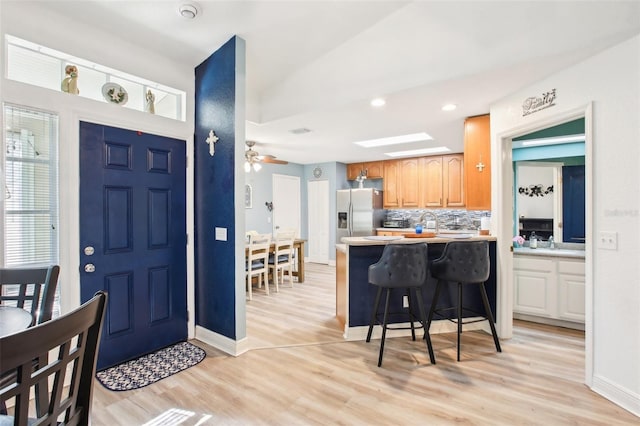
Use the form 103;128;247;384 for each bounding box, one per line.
336;234;498;340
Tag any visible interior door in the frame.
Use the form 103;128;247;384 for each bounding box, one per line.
307;180;329;263
79;122;187;370
562;165;586;243
272;174;301;237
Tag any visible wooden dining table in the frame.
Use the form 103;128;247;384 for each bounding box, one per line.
246;239;306;283
0;305;33;338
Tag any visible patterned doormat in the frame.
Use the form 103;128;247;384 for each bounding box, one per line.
96;341;206;391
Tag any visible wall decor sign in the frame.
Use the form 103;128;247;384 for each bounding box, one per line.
522;89;556;117
518;184;554;197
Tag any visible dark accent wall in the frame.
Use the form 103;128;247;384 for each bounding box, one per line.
194;36;244;339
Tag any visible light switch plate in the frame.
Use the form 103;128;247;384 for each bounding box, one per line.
598;231;617;250
215;227;227;241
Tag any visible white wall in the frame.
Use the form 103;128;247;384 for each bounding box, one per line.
0;3;197;335
516;164;554;218
491;34;640;415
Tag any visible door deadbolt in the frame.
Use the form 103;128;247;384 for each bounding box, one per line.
84;263;96;273
84;246;95;256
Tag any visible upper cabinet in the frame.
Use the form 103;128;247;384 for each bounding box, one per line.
382;160;401;208
382;155;464;209
464;114;491;210
421;154;464;208
346;161;383;180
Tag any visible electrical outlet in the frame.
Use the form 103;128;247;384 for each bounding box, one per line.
402;295;409;308
598;231;617;250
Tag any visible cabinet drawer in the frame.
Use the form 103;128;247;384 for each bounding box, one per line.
514;256;554;272
558;260;585;275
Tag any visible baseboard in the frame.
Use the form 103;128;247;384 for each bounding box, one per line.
592;375;640;418
195;325;250;356
514;313;585;331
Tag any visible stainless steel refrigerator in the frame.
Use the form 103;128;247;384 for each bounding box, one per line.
337;188;386;240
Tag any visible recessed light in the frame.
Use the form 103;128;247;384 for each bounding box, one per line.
385;147;451;157
354;132;433;148
179;3;199;19
442;103;457;111
370;98;386;107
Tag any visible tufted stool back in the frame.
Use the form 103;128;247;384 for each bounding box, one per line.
430;241;489;283
368;243;428;289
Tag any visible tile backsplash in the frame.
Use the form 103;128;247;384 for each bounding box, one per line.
386;209;491;230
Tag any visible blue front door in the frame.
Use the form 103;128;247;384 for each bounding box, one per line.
79;122;187;370
562;165;586;243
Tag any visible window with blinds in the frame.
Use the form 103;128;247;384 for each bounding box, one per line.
3;105;59;268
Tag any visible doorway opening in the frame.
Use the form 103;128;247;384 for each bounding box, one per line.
497;104;593;385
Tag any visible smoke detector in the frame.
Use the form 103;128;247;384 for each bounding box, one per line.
179;3;199;19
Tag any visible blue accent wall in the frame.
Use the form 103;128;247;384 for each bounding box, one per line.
194;36;243;339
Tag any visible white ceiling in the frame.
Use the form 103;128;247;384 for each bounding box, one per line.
33;1;640;165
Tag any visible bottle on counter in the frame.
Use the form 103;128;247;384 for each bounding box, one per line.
530;231;538;249
548;235;555;249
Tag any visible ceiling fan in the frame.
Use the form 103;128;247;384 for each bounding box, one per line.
244;140;288;172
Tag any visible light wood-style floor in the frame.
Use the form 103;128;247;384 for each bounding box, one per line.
92;263;638;425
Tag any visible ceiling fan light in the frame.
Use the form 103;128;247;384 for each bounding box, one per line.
253;162;262;172
244;162;251;173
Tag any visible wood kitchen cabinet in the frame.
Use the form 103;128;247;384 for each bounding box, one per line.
400;158;420;207
382;160;401;208
420;154;464;208
347;161;383;180
464;114;491;210
383;158;420;208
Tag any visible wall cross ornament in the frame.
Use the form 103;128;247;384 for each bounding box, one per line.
205;130;219;156
475;154;485;172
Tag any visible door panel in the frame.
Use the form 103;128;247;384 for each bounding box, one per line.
272;174;301;237
562;165;585;243
79;122;187;370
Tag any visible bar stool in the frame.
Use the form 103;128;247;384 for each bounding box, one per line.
366;243;436;367
427;240;501;361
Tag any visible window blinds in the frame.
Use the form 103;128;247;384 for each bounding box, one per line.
3;105;59;267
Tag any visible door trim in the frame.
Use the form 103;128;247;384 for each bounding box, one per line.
496;103;593;385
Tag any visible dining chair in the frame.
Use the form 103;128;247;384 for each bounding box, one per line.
0;291;107;426
246;233;272;300
269;231;295;289
0;265;60;326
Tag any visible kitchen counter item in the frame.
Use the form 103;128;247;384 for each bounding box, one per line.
404;232;436;238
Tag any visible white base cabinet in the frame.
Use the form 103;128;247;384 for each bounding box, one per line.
514;255;585;324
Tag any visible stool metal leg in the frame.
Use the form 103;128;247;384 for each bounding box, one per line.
457;282;463;362
415;287;436;364
366;286;383;343
407;290;416;341
479;282;502;353
426;280;443;331
378;288;392;367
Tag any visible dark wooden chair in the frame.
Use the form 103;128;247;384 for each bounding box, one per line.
0;265;60;325
0;291;107;425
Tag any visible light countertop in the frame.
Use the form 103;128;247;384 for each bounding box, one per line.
513;246;585;259
340;234;496;246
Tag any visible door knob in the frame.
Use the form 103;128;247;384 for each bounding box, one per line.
84;263;96;273
84;246;95;256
